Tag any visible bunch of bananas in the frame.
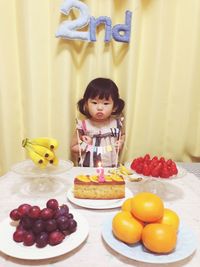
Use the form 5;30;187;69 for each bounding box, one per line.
118;164;133;175
22;137;59;169
108;164;133;176
108;164;142;182
118;164;143;182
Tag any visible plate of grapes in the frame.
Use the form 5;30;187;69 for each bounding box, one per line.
0;199;89;260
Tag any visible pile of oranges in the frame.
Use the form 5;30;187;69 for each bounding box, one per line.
112;192;179;254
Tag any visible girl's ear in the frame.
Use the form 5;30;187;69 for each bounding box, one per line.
83;102;90;116
112;105;117;113
111;110;117;115
84;102;88;112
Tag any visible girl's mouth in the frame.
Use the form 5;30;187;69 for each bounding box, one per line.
96;112;104;117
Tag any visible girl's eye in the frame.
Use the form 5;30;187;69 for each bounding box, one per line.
91;101;97;104
104;102;110;105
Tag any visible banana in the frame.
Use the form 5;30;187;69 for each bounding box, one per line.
108;169;119;175
22;137;59;169
22;138;28;148
26;147;48;169
49;156;59;166
28;137;59;150
119;164;133;175
26;143;55;160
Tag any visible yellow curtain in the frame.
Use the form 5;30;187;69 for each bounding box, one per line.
0;0;200;175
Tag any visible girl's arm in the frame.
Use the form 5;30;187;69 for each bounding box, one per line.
70;131;80;154
116;119;125;151
120;133;125;149
115;133;125;151
70;132;92;154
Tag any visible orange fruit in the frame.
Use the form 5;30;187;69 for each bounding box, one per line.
111;174;124;182
131;192;164;222
112;211;144;244
121;198;133;212
104;175;112;182
142;223;177;253
89;175;99;183
76;175;90;183
157;208;180;232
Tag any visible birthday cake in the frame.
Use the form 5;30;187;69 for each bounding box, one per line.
74;174;125;199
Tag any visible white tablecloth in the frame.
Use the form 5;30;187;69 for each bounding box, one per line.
0;165;200;267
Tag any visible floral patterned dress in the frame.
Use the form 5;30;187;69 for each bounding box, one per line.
77;118;122;167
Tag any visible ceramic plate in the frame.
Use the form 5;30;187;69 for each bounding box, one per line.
102;214;197;264
0;211;89;260
67;187;132;209
124;162;187;179
11;159;73;176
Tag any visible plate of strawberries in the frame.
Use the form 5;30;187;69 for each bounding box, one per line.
125;154;187;179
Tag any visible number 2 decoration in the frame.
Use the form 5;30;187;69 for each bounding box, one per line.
56;0;132;43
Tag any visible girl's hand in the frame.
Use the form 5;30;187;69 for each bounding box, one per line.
82;135;92;145
115;139;124;150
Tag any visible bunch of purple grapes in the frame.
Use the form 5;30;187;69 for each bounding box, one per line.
9;199;77;248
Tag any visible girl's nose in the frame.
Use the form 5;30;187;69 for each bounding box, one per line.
97;103;103;110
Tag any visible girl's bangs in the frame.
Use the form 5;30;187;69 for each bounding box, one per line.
89;87;111;100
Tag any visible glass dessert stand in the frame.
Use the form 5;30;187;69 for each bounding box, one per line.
124;162;187;199
139;177;166;197
11;160;73;197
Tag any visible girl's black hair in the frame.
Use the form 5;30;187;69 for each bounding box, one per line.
78;77;125;117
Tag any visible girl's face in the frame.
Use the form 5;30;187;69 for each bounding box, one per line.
86;96;114;121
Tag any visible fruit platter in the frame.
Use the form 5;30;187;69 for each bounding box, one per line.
15;137;74;176
11;137;74;196
102;192;197;264
0;199;89;260
11;159;73;177
11;159;73;197
125;154;187;180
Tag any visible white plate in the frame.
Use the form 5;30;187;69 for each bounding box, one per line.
67;187;132;209
11;159;73;177
124;162;187;179
0;211;89;260
102;214;197;264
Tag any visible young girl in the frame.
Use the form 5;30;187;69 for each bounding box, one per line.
71;77;125;167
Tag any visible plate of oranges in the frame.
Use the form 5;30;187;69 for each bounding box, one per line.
102;192;197;263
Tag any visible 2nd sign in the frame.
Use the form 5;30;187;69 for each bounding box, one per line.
56;0;132;43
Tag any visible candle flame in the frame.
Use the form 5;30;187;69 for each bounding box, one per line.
98;161;102;168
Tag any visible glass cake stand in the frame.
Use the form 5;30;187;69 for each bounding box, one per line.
11;159;73;197
124;162;187;199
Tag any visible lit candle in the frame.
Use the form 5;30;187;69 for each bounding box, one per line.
96;161;105;182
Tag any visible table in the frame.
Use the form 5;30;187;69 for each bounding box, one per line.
0;163;200;267
178;162;200;178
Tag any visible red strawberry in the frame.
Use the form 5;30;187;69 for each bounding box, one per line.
166;159;173;166
171;166;178;175
159;157;165;163
151;167;160;177
138;157;144;163
142;164;151;176
168;166;174;176
152;156;158;161
131;159;138;170
135;164;143;174
144;154;150;161
162;162;168;170
171;161;176;168
160;167;170;178
149;161;155;172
